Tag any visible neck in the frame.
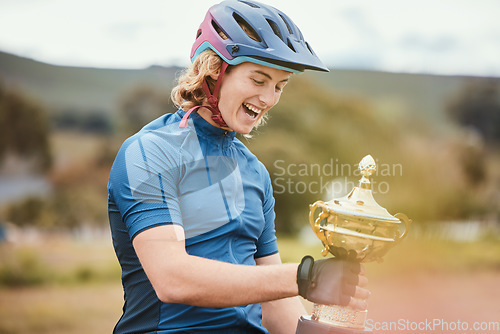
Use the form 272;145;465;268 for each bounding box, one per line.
197;106;233;131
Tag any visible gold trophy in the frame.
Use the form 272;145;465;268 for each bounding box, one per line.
296;155;411;334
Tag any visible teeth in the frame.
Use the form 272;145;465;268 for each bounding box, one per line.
244;103;262;114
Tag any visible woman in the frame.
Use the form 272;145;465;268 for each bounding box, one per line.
108;1;369;333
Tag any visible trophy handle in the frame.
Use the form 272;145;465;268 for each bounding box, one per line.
394;213;412;242
309;201;331;256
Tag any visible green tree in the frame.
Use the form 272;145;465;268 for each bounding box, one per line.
0;80;52;171
447;78;500;144
117;85;176;136
246;76;392;234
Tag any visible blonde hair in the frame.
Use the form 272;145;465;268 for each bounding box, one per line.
170;49;268;132
171;50;224;111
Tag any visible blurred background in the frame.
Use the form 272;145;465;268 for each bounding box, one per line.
0;0;499;333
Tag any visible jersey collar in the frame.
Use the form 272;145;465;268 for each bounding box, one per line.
177;109;236;142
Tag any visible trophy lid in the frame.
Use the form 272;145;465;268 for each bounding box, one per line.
325;155;399;223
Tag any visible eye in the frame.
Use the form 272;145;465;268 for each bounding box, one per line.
252;78;264;85
276;82;288;93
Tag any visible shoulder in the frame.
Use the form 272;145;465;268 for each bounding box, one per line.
233;138;271;178
124;112;200;160
108;112;195;185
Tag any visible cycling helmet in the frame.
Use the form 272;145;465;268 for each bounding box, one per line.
180;0;328;129
191;0;329;73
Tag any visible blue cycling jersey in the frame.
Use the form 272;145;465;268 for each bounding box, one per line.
108;109;279;333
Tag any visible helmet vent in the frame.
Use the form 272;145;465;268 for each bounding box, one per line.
305;41;314;55
233;13;262;42
239;0;260;8
287;39;296;53
266;19;283;41
279;14;293;35
196;29;202;39
212;20;229;40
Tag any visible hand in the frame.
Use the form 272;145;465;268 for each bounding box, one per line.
297;256;370;311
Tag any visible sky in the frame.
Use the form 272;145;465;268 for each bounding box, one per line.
0;0;499;77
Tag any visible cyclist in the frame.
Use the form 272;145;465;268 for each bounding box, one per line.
108;1;369;333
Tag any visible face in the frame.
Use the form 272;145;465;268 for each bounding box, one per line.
203;62;291;134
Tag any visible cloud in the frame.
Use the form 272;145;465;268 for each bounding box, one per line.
340;7;379;40
0;0;499;76
398;34;458;52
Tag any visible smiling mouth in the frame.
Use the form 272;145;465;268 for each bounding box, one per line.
243;103;263;119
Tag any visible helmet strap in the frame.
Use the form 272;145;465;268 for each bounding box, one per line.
179;61;229;129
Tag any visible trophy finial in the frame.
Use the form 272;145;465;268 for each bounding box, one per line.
358;155;376;189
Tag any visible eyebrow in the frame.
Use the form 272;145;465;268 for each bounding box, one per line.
253;70;289;83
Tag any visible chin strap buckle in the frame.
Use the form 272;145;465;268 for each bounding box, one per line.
179;62;229;129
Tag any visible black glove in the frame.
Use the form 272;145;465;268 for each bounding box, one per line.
297;255;361;306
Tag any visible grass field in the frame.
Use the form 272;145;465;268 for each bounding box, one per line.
0;234;121;334
1;232;499;333
0;283;122;334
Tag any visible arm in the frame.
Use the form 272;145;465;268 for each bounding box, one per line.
132;224;300;307
256;253;306;334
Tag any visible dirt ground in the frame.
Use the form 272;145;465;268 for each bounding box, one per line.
366;270;500;333
1;235;499;334
1;270;498;334
299;270;500;333
0;283;123;334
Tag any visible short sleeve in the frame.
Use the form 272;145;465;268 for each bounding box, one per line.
108;130;183;239
255;166;279;258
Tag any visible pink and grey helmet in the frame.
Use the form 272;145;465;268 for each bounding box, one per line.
190;0;329;73
180;0;328;129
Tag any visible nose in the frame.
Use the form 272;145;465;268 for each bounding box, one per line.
259;86;277;109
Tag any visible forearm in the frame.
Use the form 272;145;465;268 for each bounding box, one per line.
134;225;302;308
155;253;300;307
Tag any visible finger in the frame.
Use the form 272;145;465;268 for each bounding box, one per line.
354;286;371;300
344;283;370;300
359;264;366;275
348;297;368;311
357;274;369;287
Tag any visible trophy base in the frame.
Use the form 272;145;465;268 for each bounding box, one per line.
296;316;373;334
